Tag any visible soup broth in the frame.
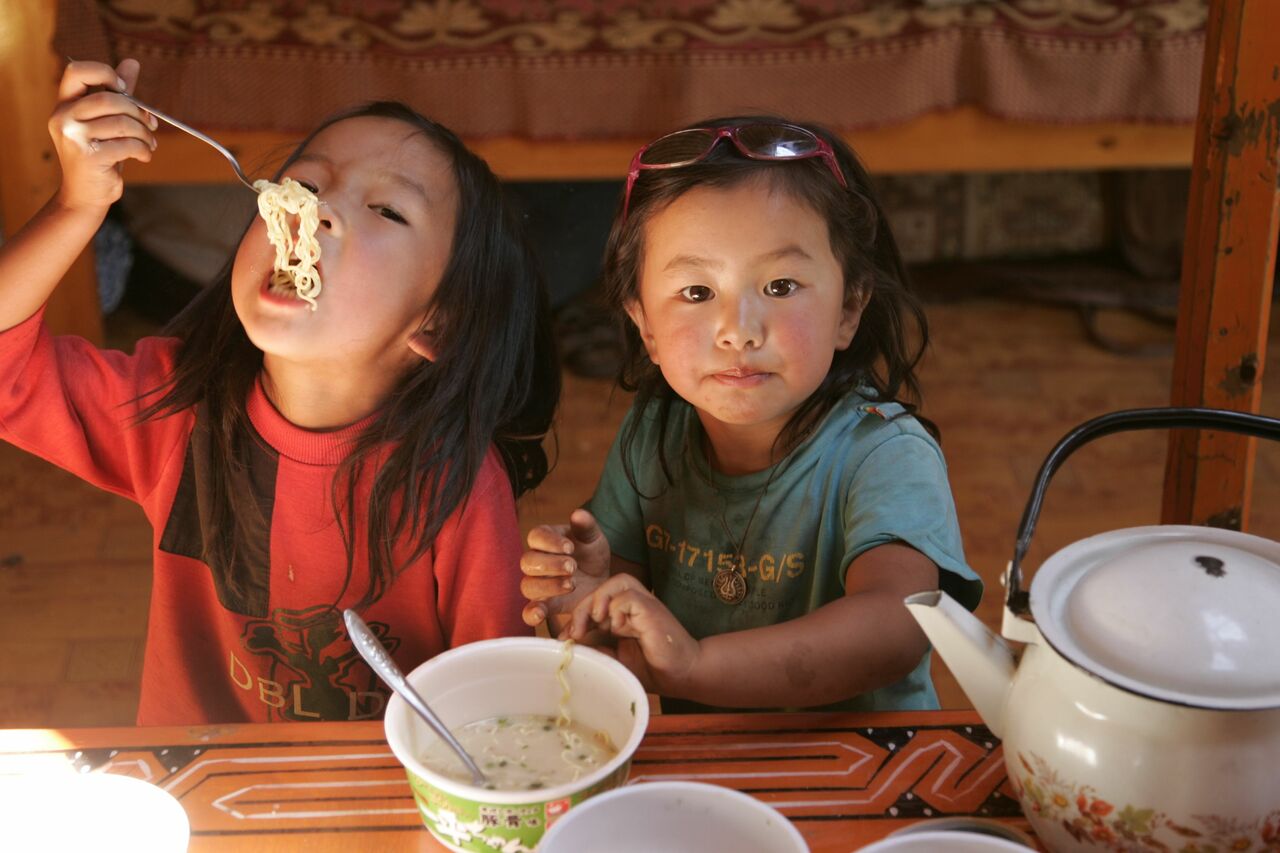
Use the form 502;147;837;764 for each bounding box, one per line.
421;715;618;790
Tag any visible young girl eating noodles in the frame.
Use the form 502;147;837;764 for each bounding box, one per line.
0;59;558;724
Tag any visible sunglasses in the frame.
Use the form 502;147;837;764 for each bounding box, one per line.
622;123;849;220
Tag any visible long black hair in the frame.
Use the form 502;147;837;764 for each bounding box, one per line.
139;101;559;609
602;114;933;487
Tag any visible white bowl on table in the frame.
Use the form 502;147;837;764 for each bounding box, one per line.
0;771;190;852
538;779;809;853
858;827;1033;851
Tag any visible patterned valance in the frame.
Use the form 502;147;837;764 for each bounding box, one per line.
55;0;1206;140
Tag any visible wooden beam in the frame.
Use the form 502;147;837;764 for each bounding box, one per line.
1162;0;1280;529
124;107;1195;185
851;107;1194;176
0;0;103;343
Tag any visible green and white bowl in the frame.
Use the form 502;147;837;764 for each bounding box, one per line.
384;637;649;853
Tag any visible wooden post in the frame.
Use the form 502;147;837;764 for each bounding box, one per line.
0;0;103;343
1162;0;1280;529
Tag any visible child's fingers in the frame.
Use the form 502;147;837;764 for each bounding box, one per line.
521;600;547;627
525;522;574;555
567;589;604;640
606;592;640;635
68;91;157;133
115;58;141;95
603;588;659;637
567;509;604;545
76;113;157;154
590;589;609;624
588;574;644;624
58;59;127;103
81;136;155;168
520;574;574;604
519;547;575;578
564;509;613;578
51;94;156;170
562;575;645;640
111;57;159;133
560;623;614;648
568;595;593;639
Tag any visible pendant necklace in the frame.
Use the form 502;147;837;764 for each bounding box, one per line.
707;442;783;606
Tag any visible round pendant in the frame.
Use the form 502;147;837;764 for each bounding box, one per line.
712;569;747;605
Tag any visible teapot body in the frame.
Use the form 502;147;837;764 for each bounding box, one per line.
1002;642;1280;851
908;407;1280;851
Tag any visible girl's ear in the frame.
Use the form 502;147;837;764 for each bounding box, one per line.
408;306;442;362
408;324;439;362
835;288;870;351
623;298;660;365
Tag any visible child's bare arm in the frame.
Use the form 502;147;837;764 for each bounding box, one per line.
519;508;646;630
0;59;155;332
576;542;938;708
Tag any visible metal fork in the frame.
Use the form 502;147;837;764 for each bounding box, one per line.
120;92;259;193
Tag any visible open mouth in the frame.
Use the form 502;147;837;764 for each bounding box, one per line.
265;270;298;296
262;258;322;304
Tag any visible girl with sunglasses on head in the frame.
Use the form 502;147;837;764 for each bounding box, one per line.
521;116;982;712
0;59;558;724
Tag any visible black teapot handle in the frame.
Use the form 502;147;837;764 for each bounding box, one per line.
1007;407;1280;616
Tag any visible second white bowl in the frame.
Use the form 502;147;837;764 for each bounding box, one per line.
859;829;1032;851
537;780;808;853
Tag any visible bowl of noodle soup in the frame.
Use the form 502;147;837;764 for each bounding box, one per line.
384;637;649;853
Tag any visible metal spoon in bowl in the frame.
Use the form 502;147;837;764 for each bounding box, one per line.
342;609;490;788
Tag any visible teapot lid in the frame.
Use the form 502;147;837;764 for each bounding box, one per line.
1030;525;1280;710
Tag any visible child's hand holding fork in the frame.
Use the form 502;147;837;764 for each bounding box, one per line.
0;58;157;331
50;58;157;216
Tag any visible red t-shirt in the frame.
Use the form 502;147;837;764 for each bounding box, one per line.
0;310;530;724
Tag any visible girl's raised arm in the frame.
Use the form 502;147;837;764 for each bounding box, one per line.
0;59;155;332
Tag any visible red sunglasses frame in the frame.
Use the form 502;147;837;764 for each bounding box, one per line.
621;123;849;220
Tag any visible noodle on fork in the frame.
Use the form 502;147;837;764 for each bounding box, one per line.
254;177;322;309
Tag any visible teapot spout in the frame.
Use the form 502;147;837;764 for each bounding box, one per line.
905;590;1017;738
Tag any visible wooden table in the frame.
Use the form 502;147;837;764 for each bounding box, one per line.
0;710;1036;852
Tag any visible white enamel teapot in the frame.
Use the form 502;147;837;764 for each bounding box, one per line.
906;408;1280;853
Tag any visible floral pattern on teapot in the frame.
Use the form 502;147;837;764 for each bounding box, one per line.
1011;752;1280;852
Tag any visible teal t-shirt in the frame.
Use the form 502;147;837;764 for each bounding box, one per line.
587;392;983;712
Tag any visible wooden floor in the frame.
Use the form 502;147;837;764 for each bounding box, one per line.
3;294;1278;727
